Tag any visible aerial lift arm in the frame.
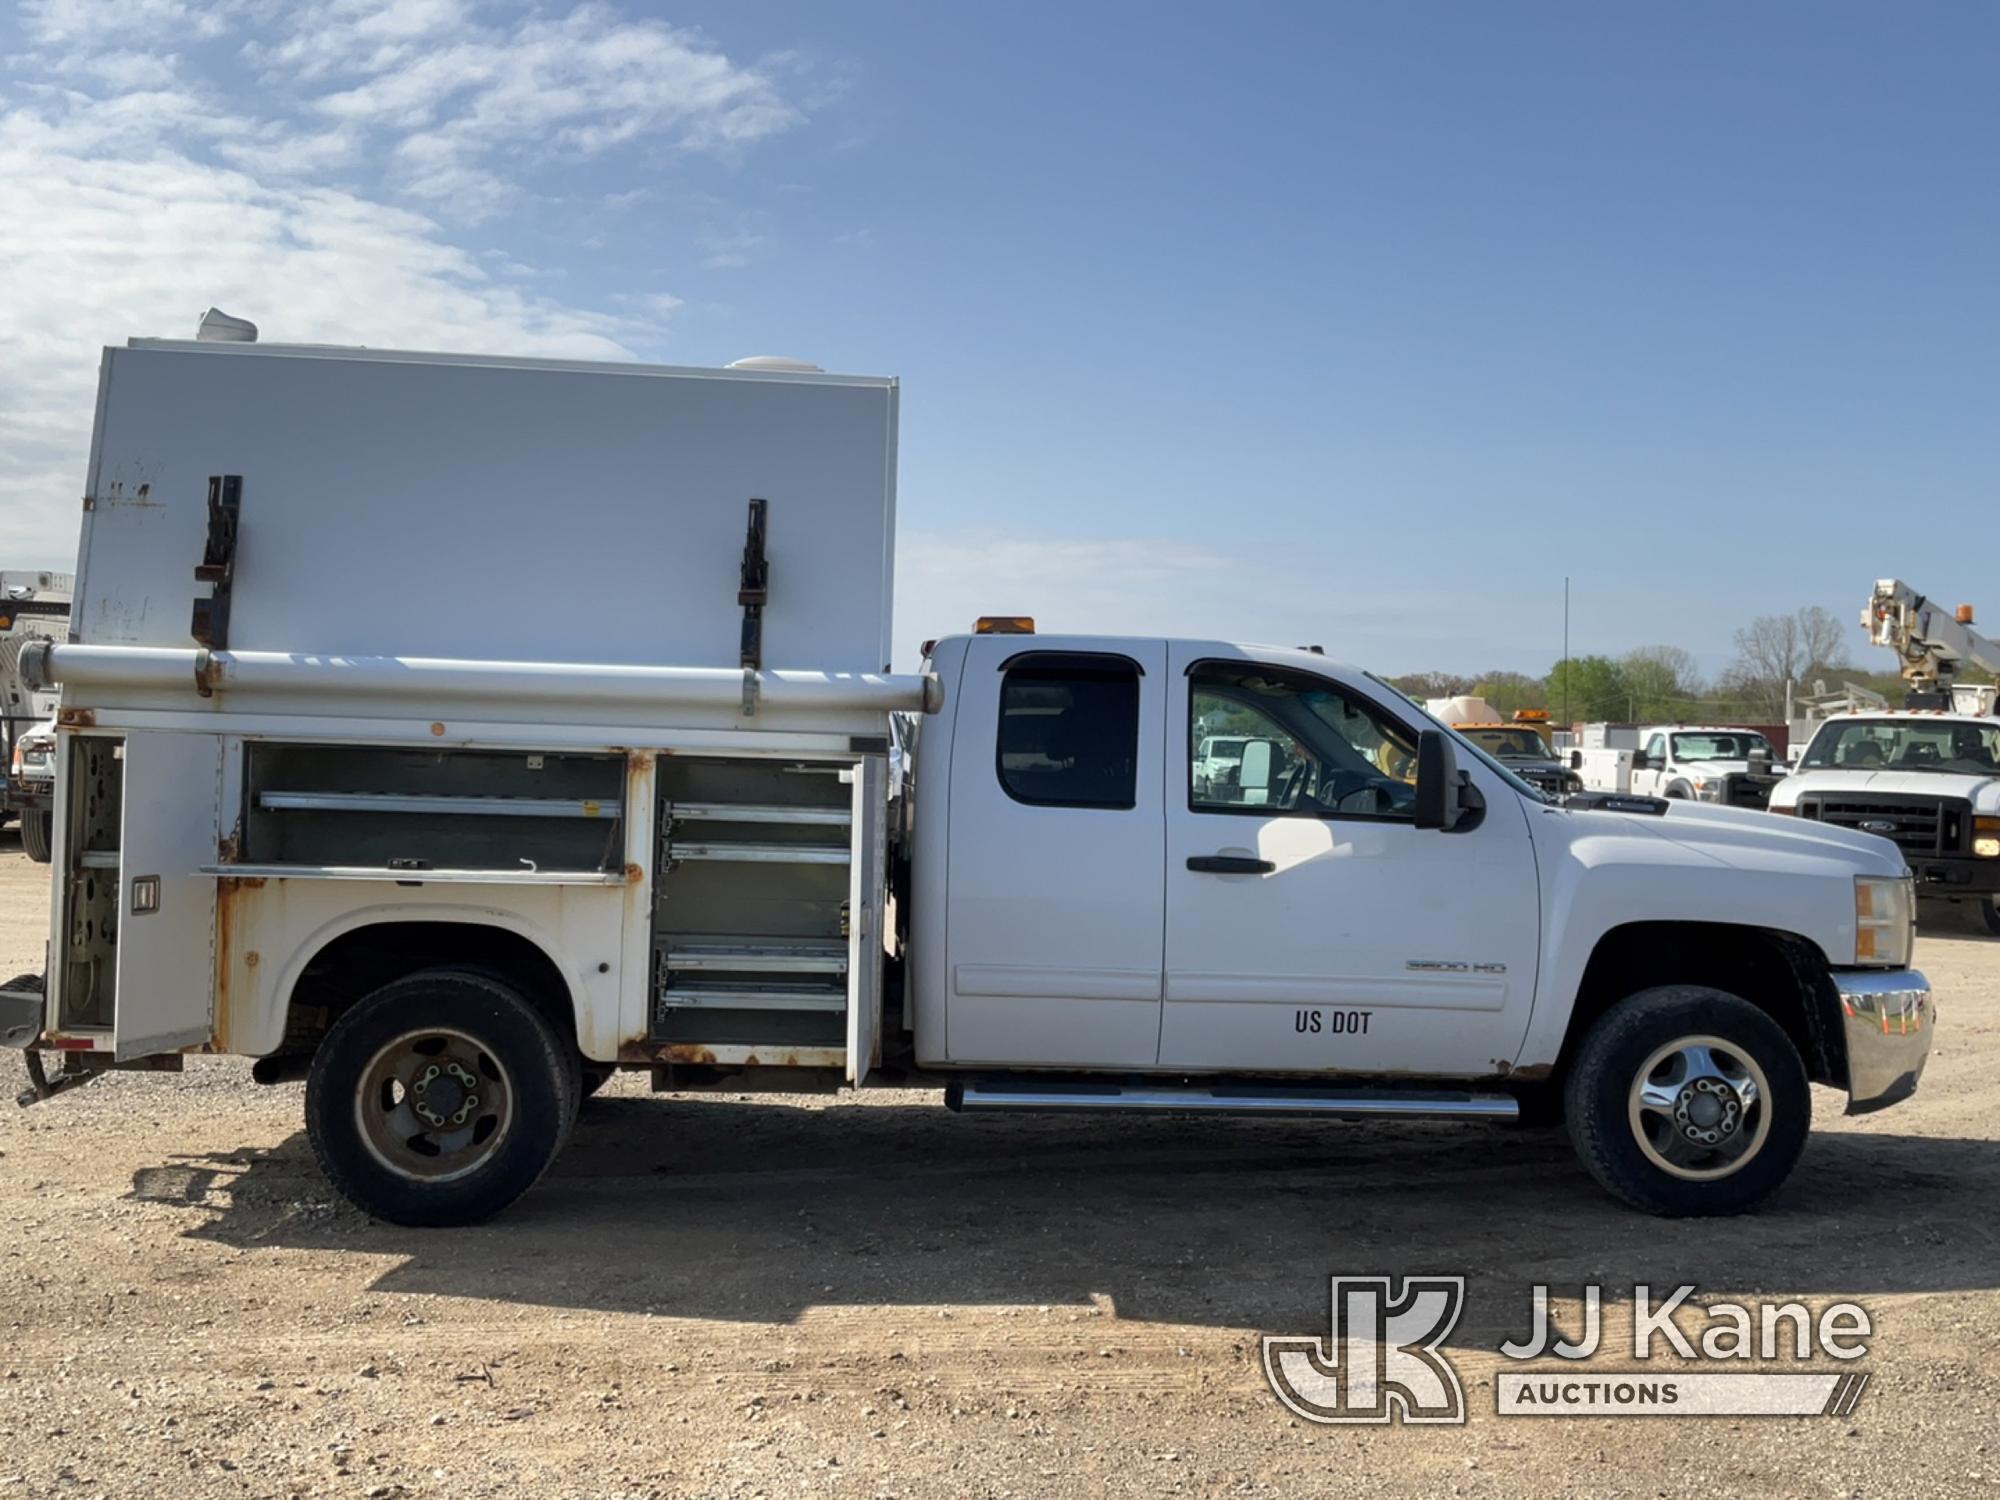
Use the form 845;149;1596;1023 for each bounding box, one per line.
1865;579;2000;709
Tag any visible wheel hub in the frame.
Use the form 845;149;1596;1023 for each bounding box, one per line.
355;1029;514;1183
1672;1076;1741;1144
1628;1033;1772;1182
409;1061;481;1129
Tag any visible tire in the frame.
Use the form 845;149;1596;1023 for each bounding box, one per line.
1564;985;1810;1217
1982;897;2000;937
18;810;52;863
305;968;576;1226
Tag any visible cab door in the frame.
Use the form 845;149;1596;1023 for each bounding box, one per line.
1632;732;1669;796
1161;649;1541;1078
942;638;1166;1066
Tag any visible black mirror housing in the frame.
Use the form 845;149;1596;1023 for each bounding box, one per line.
1414;730;1463;831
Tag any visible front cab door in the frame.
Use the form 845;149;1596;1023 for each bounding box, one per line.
1162;648;1542;1079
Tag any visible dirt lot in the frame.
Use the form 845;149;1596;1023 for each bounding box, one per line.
0;841;1995;1498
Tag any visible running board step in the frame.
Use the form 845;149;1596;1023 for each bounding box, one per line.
946;1080;1519;1121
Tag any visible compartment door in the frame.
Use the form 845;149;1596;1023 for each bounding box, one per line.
114;731;224;1059
845;755;888;1085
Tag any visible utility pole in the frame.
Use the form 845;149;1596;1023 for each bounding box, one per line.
1561;576;1571;728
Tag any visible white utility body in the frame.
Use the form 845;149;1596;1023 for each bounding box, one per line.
3;332;1935;1223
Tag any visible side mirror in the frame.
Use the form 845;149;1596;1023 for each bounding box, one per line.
1568;749;1582;769
1631;751;1651;771
1239;739;1274;791
1414;730;1464;831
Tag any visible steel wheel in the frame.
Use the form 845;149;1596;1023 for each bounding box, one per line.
1626;1033;1771;1181
354;1027;515;1184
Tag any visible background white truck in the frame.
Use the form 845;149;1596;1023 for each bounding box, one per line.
1;329;1934;1226
0;571;72;860
1573;723;1784;808
1769;581;2000;934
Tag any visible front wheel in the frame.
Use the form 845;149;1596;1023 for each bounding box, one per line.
1564;985;1809;1216
18;810;52;863
306;968;576;1226
1982;897;2000;937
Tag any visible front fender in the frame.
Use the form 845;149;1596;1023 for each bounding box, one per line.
1514;805;1856;1068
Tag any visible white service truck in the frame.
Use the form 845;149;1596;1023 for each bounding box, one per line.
1572;723;1785;808
0;330;1934;1225
1628;725;1786;808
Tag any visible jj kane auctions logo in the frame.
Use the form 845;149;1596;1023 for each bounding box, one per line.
1264;1278;1873;1423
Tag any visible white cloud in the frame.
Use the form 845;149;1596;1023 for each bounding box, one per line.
0;0;803;566
256;1;803;218
893;528;1553;674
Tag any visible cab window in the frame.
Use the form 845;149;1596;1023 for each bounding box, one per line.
1189;662;1418;820
996;657;1140;809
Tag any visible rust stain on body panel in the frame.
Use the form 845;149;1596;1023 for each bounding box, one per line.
212;876;273;1054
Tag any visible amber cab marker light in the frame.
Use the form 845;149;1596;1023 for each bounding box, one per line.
974;616;1035;635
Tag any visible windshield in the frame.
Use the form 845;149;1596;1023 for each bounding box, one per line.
1671;731;1773;762
1460;727;1551;759
1801;718;2000;775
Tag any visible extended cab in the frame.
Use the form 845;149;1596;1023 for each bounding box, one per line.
1771;710;2000;934
0;333;1936;1227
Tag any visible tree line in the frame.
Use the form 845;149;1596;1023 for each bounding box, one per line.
1385;605;1934;725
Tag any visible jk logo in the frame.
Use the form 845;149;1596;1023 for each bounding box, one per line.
1262;1276;1467;1425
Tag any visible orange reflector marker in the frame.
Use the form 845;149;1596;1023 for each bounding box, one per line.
974;616;1035;635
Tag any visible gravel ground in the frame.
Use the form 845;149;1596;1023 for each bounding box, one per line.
0;835;1995;1498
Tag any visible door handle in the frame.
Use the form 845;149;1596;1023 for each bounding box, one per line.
1187;855;1275;874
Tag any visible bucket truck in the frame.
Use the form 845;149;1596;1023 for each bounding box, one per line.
1769;581;2000;933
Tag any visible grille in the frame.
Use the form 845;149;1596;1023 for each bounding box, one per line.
1724;774;1781;810
1798;793;1969;856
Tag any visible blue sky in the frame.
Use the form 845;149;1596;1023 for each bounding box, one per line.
2;1;1993;675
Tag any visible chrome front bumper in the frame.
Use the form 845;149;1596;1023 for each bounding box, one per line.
1835;968;1933;1114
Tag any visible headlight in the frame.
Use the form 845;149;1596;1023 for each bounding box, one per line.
1693;778;1724;802
1976;816;2000;859
1853;875;1915;968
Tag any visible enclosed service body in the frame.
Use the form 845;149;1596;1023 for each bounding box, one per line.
8;334;1934;1226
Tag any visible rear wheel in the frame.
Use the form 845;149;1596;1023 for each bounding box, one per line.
306;968;575;1226
18;810;52;863
1565;985;1809;1216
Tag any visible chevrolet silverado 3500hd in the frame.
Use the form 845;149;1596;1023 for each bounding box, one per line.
0;331;1933;1225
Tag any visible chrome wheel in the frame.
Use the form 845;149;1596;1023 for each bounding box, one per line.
1626;1034;1771;1181
354;1027;514;1183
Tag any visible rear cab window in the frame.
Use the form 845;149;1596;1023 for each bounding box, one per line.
996;654;1141;809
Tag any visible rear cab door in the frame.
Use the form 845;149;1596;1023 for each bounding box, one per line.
941;636;1167;1067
